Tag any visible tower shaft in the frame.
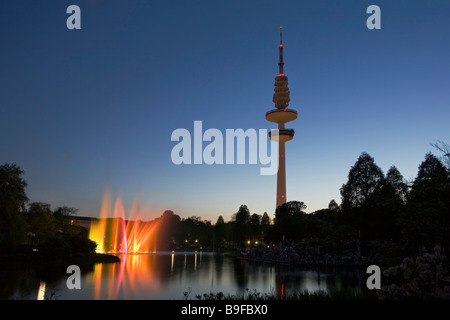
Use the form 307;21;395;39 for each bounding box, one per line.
276;131;287;208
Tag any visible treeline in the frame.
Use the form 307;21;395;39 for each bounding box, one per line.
266;151;450;259
0;164;96;256
142;149;450;260
149;206;272;251
2;145;449;259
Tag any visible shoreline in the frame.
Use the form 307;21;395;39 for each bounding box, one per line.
0;253;120;269
237;255;367;268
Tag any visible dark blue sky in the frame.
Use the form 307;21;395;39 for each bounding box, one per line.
1;0;449;222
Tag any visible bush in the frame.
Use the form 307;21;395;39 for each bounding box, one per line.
69;236;97;255
39;235;97;257
39;236;71;257
378;253;450;300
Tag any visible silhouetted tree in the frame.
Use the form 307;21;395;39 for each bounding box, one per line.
235;205;250;225
261;212;270;225
430;140;450;170
326;199;340;227
274;201;306;224
400;153;450;253
340;152;385;253
328;199;339;211
180;216;213;249
216;216;225;225
371;166;407;240
232;205;250;245
267;201;307;243
53;206;78;233
214;215;227;247
385;166;408;204
0;164;28;251
250;213;260;226
0;163;28;252
156;210;181;250
340;152;385;211
249;213;261;241
26;202;57;245
258;212;271;243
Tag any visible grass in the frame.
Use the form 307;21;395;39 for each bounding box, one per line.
183;287;378;300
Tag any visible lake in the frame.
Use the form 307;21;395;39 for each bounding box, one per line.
6;252;368;300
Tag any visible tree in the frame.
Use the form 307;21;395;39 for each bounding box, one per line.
370;166;407;240
328;199;339;211
261;212;270;225
156;210;181;250
0;163;28;251
260;212;271;242
235;205;250;225
430;140;450;170
216;216;225;225
413;153;448;186
53;206;78;233
249;213;260;226
274;201;306;224
268;201;307;243
249;213;261;241
232;205;250;244
340;152;385;211
385;166;408;204
319;199;340;228
214;215;227;247
26;202;57;245
339;153;385;252
401;153;450;252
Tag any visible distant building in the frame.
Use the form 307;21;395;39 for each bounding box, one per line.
70;216;97;230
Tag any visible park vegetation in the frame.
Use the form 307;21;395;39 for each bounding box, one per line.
0;163;97;257
1;143;449;266
154;148;450;267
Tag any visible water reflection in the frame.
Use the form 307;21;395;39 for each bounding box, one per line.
8;252;367;299
37;282;46;300
85;252;366;299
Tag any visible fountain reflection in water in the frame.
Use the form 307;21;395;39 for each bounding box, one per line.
88;251;207;300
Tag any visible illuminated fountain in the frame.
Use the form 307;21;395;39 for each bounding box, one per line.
89;186;161;253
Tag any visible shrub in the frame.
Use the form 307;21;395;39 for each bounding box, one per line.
378;253;450;300
69;236;97;255
39;236;71;257
39;235;97;257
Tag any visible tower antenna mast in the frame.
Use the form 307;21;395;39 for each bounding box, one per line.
279;26;284;76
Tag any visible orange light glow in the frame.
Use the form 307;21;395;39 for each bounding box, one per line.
89;253;160;299
89;186;161;254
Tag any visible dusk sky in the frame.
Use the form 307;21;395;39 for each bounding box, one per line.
1;0;449;223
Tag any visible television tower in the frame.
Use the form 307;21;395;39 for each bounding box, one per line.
266;27;298;209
